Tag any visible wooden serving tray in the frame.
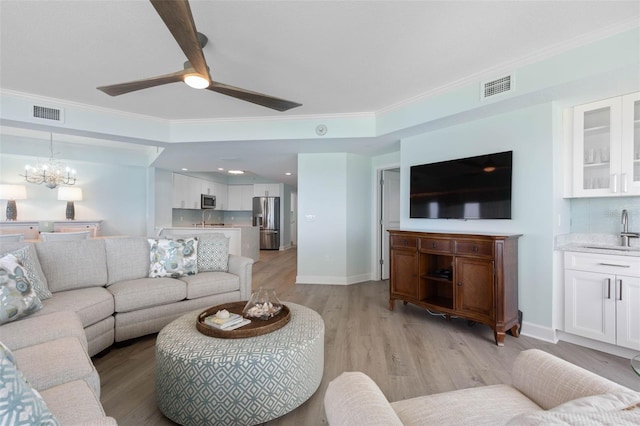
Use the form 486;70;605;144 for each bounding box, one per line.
196;301;290;339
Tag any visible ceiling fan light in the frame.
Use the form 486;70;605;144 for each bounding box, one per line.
184;74;209;89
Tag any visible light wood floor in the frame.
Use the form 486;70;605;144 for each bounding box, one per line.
94;248;640;425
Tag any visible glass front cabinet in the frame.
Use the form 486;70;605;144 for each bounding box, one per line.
572;92;640;197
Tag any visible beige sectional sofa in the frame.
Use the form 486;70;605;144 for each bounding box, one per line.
2;310;116;425
0;235;253;424
324;348;640;425
0;236;253;356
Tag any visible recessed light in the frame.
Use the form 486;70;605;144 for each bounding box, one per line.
181;168;188;171
218;168;224;171
228;170;244;175
285;172;292;176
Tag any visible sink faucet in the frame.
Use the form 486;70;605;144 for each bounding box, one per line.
621;209;640;247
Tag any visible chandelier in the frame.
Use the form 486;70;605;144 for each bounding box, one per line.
22;134;77;189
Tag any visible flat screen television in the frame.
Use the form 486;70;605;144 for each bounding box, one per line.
410;151;512;219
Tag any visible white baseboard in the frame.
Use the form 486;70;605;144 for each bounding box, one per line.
556;331;638;359
296;273;373;285
520;323;637;359
520;321;558;343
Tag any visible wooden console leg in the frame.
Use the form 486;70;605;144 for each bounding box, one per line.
509;324;520;338
389;299;395;311
494;330;505;347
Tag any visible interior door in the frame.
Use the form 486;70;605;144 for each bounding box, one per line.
381;169;400;280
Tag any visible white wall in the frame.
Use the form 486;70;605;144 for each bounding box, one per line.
346;154;373;281
401;103;557;328
0;153;149;236
297;152;373;284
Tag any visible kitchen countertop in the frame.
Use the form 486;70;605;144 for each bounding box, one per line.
555;233;640;257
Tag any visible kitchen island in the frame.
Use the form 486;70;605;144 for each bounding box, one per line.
157;226;260;262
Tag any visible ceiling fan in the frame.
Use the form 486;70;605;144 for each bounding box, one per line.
97;0;301;112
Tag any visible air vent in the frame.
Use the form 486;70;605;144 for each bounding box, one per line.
482;75;513;99
32;105;64;122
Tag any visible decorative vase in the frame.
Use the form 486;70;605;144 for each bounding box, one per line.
243;287;282;320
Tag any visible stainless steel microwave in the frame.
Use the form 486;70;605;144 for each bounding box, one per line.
201;194;216;209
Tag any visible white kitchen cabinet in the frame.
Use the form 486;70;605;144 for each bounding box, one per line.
564;251;640;350
253;183;280;197
227;185;253;211
172;173;191;209
212;182;228;210
173;174;211;209
571;92;640;197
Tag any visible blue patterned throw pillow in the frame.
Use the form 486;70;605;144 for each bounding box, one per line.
0;342;60;425
0;253;42;325
148;238;198;278
3;246;52;300
197;236;230;272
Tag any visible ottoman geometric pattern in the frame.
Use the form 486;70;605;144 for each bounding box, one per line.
155;302;325;426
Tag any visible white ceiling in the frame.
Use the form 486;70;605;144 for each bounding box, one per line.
1;1;639;185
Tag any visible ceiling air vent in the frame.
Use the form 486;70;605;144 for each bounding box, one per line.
481;75;513;99
32;105;64;122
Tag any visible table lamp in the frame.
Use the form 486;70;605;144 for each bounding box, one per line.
57;187;83;220
0;184;27;221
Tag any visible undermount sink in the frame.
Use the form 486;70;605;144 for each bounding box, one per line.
583;245;640;252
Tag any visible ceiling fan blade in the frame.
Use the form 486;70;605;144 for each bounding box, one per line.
150;0;211;82
97;69;188;96
207;81;302;112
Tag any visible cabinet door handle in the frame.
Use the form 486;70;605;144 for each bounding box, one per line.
611;174;618;193
457;282;463;286
597;263;631;268
472;246;478;252
432;243;437;248
618;279;622;301
606;278;611;299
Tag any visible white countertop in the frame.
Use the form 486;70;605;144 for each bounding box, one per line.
555;233;640;257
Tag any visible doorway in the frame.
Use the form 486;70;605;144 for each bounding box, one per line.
378;168;400;280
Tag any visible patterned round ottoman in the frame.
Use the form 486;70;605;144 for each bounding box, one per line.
155;302;325;426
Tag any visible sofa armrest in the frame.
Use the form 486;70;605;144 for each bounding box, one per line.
228;254;254;300
324;372;404;426
511;349;630;410
0;311;88;352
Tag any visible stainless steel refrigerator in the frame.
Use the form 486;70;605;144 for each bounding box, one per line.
253;196;280;250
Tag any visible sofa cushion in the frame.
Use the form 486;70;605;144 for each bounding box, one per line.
0;244;51;300
148;238;198;278
180;271;239;299
35;240;108;292
35;287;114;329
104;236;150;285
0;341;61;425
0;252;42;324
40;380;110;426
0;311;87;352
108;277;186;312
13;336;99;394
390;384;543;426
550;390;640;412
197;235;230;272
506;409;640;425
